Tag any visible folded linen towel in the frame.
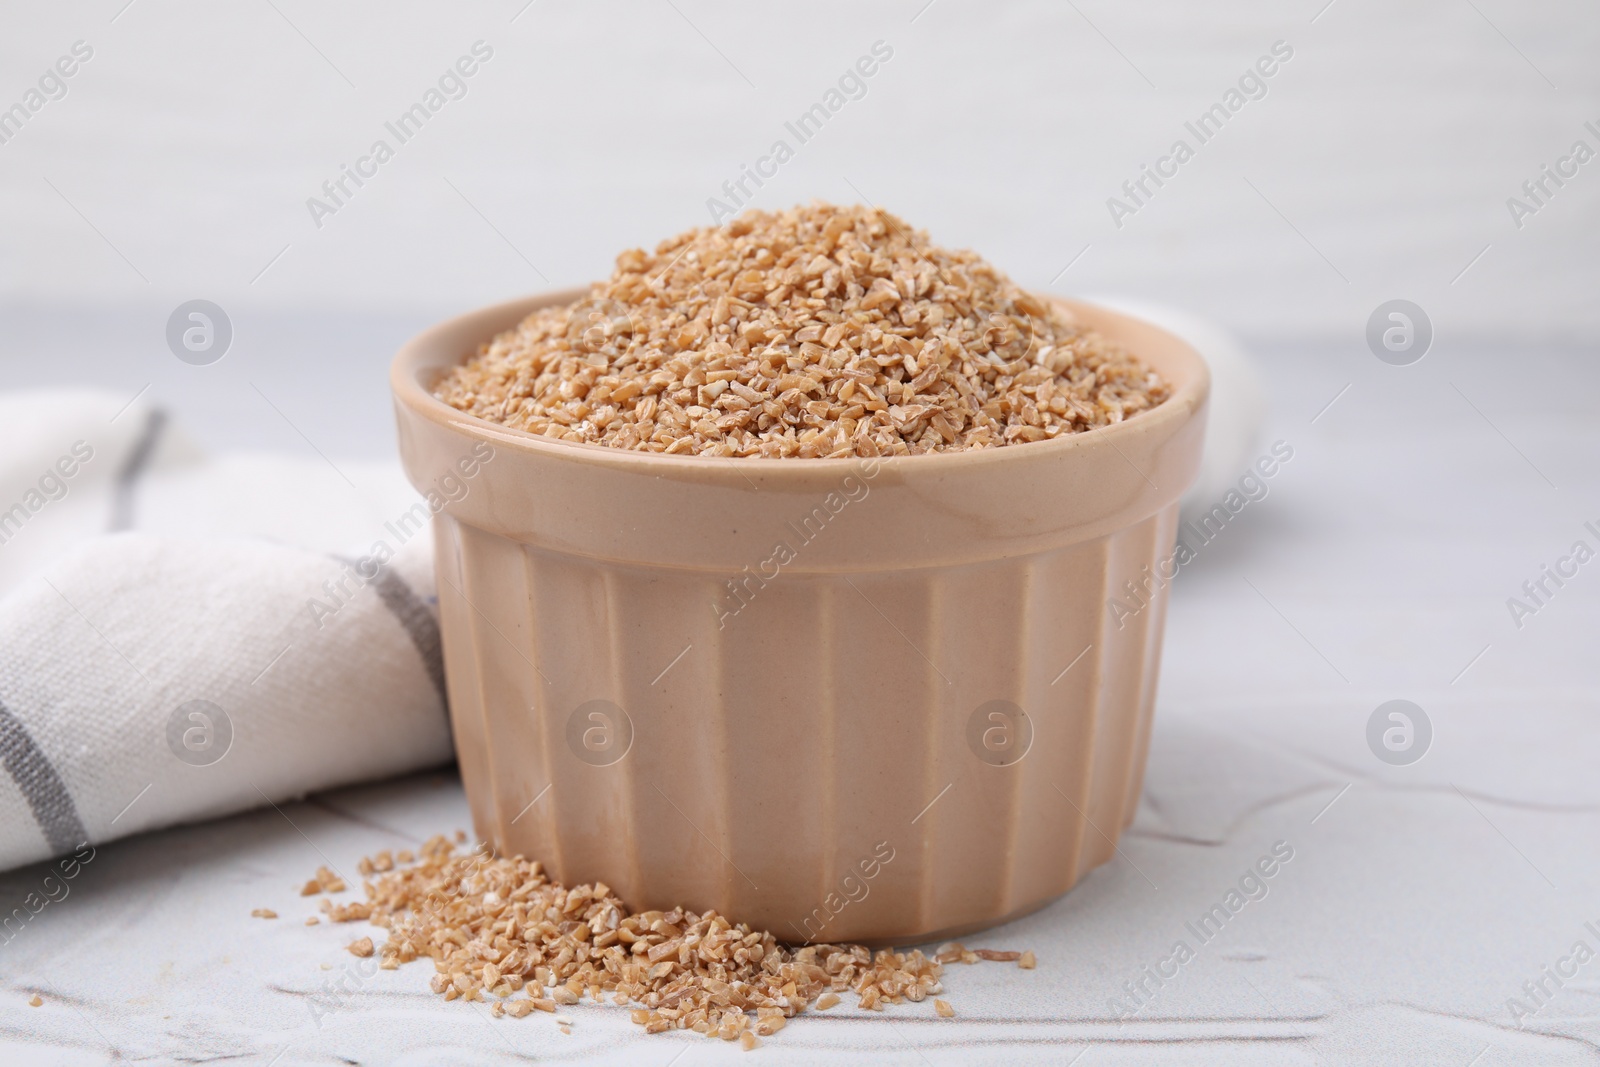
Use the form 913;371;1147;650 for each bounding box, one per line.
0;390;453;871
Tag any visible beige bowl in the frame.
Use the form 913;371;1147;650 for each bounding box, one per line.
392;291;1208;945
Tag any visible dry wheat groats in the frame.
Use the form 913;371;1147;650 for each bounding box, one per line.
311;837;1032;1042
433;203;1169;458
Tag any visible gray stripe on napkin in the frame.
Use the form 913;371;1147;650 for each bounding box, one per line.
110;407;168;532
335;556;447;704
371;570;447;704
0;700;88;854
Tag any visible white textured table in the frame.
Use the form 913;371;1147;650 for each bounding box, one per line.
2;344;1596;1066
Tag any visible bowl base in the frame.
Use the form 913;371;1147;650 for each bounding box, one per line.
829;891;1067;951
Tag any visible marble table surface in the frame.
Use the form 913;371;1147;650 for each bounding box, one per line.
2;342;1597;1065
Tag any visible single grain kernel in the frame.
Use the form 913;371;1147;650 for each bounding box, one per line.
975;949;1021;962
935;999;955;1018
347;937;375;958
250;908;277;919
1019;951;1037;969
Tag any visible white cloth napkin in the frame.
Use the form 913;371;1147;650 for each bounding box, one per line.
0;390;453;871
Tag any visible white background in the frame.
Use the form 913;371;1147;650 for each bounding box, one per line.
2;0;1596;336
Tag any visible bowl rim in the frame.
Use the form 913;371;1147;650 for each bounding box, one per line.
392;289;1210;480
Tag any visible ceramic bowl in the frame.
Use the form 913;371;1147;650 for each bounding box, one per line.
392;291;1208;944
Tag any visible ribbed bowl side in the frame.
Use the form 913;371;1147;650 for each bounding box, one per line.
435;502;1180;944
434;517;498;846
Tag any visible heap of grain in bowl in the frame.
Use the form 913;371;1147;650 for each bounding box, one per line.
433;202;1169;458
310;836;1033;1046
